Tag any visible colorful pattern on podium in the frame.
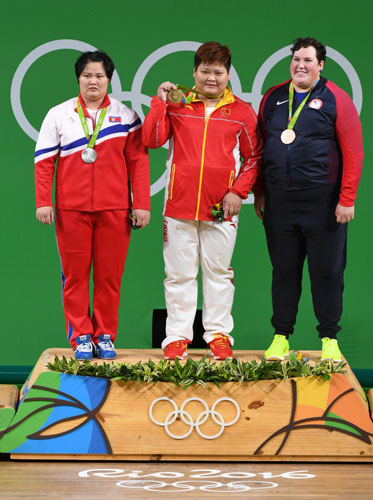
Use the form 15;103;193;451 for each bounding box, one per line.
0;349;372;461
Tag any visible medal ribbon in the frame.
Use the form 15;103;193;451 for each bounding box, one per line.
287;81;313;131
177;84;224;100
77;97;108;149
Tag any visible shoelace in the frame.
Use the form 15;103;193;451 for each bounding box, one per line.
211;336;229;348
273;335;286;345
170;341;188;349
98;340;114;351
166;341;189;354
77;342;92;352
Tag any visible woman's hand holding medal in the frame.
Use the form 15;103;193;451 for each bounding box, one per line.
130;208;151;229
157;81;178;103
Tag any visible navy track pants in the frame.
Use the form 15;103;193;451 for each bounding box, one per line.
263;184;347;338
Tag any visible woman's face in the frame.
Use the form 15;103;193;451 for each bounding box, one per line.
78;61;110;105
193;62;229;97
290;46;324;91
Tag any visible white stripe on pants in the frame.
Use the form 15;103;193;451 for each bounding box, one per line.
162;216;237;349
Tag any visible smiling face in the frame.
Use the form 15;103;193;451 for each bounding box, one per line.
290;46;324;91
78;61;110;108
193;62;230;99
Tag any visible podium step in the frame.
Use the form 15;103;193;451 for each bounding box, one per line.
0;385;19;433
0;349;372;461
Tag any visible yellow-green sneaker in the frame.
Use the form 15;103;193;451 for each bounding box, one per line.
321;337;342;362
264;334;290;361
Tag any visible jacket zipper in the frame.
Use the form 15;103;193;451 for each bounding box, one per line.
169;163;176;199
195;103;210;219
90;111;97;211
286;93;307;186
286;144;292;186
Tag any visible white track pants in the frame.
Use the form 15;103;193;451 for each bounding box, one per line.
162;217;237;349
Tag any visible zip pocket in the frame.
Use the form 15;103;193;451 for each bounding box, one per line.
169;163;176;200
228;169;235;189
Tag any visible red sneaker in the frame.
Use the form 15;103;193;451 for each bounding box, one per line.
209;334;233;360
163;340;190;360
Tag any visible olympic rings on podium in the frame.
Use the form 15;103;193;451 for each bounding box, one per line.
149;396;240;440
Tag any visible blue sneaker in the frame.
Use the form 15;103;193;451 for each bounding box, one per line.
95;334;116;359
74;335;94;360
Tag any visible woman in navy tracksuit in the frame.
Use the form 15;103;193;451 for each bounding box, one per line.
254;37;363;362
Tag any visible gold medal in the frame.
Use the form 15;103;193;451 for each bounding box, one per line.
280;129;296;144
167;88;184;104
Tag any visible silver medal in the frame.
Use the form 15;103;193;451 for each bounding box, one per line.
81;148;97;163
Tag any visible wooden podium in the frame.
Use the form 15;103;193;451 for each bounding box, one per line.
0;348;372;461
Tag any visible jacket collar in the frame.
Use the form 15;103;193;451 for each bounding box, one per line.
189;86;235;106
74;93;111;117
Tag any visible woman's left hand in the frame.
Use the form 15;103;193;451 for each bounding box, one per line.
132;209;151;228
335;203;354;224
223;192;242;218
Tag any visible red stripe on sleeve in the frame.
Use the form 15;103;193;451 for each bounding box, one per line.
326;81;364;206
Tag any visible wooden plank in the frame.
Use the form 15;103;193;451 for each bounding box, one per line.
4;349;373;461
0;385;19;432
2;461;373;499
0;385;19;410
368;389;373;419
19;348;52;400
10;453;373;462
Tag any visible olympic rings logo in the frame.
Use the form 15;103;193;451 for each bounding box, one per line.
11;39;363;200
116;479;277;492
149;396;240;440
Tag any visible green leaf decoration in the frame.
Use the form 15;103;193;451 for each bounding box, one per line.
46;355;347;388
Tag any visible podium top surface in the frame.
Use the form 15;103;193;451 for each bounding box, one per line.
43;347;336;364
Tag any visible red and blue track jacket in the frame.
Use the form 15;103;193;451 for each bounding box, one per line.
35;94;150;211
257;77;363;207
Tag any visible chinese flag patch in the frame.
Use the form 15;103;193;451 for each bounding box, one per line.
220;108;231;117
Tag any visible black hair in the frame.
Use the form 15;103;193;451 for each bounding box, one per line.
74;50;115;81
291;37;326;63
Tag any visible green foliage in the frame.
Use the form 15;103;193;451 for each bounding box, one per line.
47;355;347;389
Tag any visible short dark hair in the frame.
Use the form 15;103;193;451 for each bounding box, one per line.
194;41;231;72
74;50;115;81
291;37;326;64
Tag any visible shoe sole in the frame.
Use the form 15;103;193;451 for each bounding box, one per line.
265;352;290;361
321;357;342;363
209;350;233;360
164;352;188;360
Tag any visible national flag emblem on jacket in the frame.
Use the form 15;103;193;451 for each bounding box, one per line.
109;116;121;122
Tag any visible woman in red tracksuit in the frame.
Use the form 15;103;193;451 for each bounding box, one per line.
142;41;262;360
35;50;150;360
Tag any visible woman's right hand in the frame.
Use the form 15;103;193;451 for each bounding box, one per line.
157;81;177;103
36;206;54;225
254;194;265;221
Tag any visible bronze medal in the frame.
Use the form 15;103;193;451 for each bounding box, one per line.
81;148;97;163
280;129;296;144
167;88;184;104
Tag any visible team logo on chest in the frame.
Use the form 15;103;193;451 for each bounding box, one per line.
220;107;231;117
308;99;323;110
